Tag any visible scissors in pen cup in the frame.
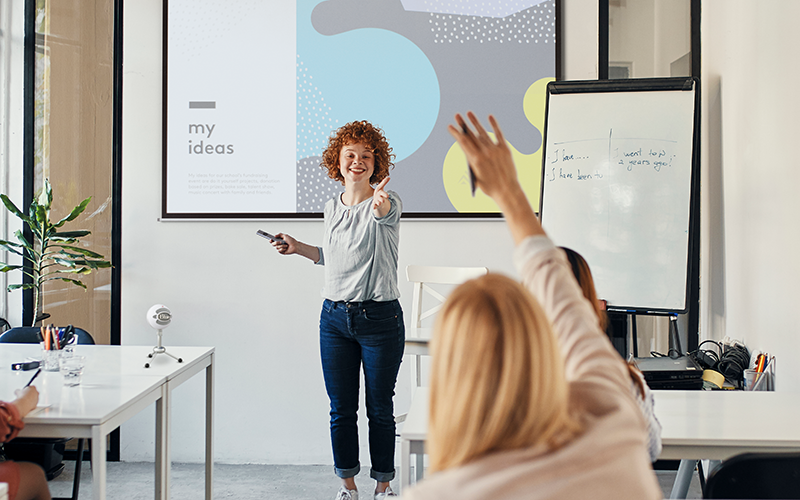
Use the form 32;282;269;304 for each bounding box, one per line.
58;325;75;349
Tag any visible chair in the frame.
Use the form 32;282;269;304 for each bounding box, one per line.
405;265;489;387
400;265;488;482
0;326;95;500
704;452;800;499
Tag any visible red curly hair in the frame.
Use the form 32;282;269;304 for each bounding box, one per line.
320;121;395;185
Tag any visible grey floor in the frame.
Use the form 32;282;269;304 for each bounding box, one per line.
47;460;704;499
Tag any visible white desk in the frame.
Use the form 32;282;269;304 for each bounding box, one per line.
404;328;431;357
0;344;214;500
655;390;800;459
400;388;800;493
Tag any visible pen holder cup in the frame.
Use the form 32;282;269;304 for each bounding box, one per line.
744;369;771;391
40;346;61;372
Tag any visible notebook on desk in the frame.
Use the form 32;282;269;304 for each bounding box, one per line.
633;356;704;390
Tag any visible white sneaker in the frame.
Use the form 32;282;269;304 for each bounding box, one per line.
336;486;359;500
374;486;397;499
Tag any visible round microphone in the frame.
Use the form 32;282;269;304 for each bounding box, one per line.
147;304;172;330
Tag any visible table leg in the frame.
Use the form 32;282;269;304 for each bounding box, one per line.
205;355;215;500
155;394;164;499
91;426;106;500
155;385;171;500
163;381;173;499
400;438;411;493
670;459;696;499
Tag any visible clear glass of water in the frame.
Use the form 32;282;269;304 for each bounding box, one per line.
59;355;85;386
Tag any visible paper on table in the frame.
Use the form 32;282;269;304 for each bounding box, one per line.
26;405;52;417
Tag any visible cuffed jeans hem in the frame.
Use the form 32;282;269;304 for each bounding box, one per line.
370;468;395;482
334;463;361;479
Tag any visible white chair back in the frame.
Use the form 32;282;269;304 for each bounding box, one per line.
406;265;489;329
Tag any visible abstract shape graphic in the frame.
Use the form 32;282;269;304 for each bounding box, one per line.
442;77;553;212
296;0;555;213
401;0;549;18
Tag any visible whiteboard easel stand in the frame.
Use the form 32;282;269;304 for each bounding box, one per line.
625;312;682;358
669;314;683;355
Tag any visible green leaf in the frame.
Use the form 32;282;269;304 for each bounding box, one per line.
49;251;84;260
13;230;33;250
0;239;22;248
44;277;87;289
0;194;34;226
47;266;92;275
34;204;48;230
50;230;90;240
54;197;91;228
52;257;111;270
0;240;24;256
0;264;22;272
47;237;78;245
38;178;53;210
52;257;79;267
83;259;112;269
7;283;34;291
49;246;105;259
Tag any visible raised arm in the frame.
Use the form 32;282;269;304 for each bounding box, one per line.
448;112;629;389
447;112;544;244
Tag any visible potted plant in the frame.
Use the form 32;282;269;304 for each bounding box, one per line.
0;179;112;326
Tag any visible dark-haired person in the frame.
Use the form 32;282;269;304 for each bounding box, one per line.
560;246;662;462
0;386;52;500
270;121;402;500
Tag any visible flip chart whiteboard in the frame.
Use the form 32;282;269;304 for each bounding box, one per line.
539;78;699;313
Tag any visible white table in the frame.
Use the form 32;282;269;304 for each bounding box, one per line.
0;344;214;500
399;388;800;494
655;390;800;498
404;328;431;357
654;390;800;459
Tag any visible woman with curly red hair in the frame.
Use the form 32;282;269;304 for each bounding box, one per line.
270;121;402;500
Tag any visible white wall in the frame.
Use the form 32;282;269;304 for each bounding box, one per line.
121;0;600;464
699;0;800;390
561;0;598;80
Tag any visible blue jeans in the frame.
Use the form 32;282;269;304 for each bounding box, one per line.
320;299;405;482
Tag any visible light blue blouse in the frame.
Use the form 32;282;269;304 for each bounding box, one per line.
316;190;401;302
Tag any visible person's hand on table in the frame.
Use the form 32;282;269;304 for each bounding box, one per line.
12;386;39;417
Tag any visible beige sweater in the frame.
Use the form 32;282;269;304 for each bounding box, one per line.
403;237;661;500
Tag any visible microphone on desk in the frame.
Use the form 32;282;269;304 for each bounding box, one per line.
145;304;182;368
147;304;172;329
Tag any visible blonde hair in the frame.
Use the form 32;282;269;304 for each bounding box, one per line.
428;274;582;472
